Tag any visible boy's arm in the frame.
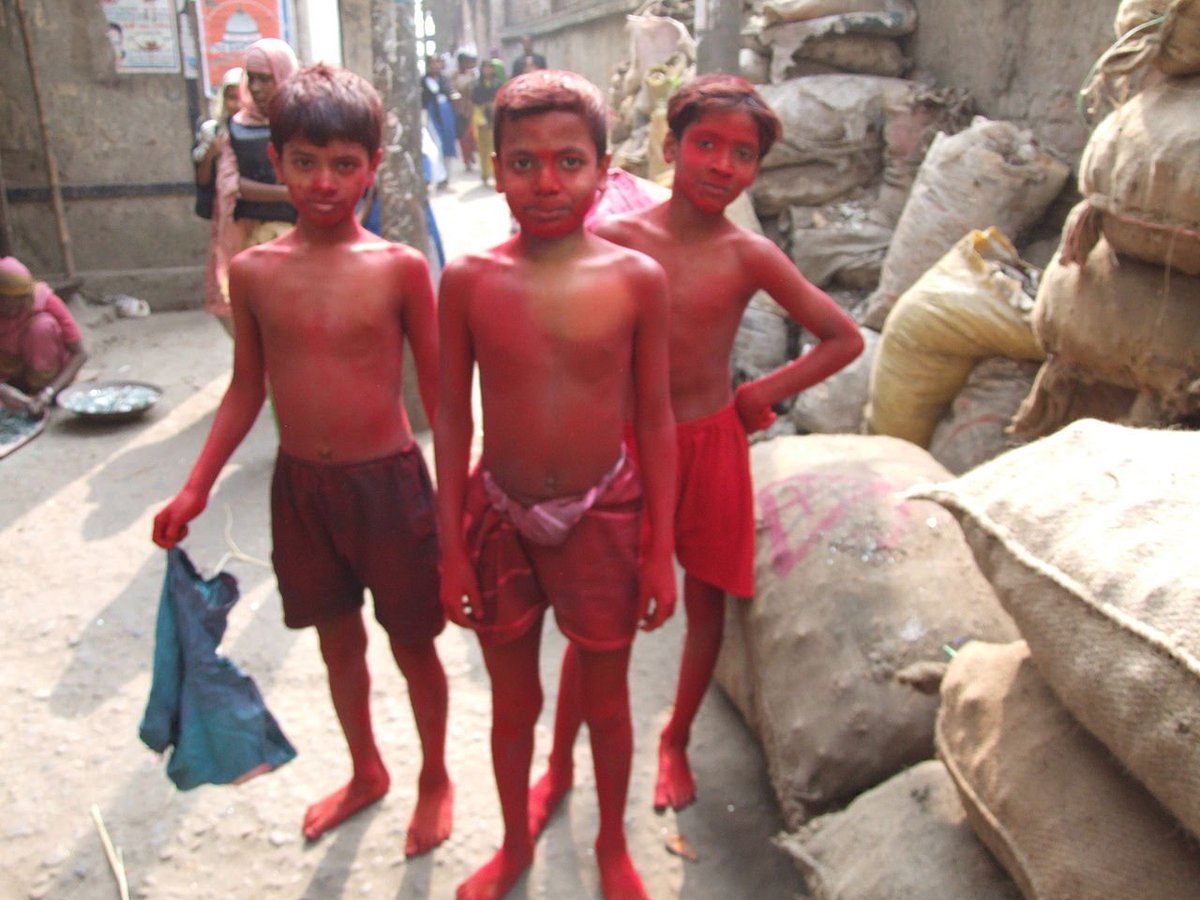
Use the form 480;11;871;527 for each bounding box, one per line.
432;262;480;626
151;259;268;548
630;260;678;631
400;249;440;427
734;237;865;432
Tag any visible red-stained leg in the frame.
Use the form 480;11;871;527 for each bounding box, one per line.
390;636;453;856
653;575;724;812
529;643;583;837
458;624;543;898
304;612;391;840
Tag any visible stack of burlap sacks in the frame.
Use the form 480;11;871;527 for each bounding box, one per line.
724;0;1078;476
715;419;1200;897
1011;0;1200;438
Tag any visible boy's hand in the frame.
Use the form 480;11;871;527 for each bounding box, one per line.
734;381;777;434
152;488;207;548
637;552;677;631
439;551;482;628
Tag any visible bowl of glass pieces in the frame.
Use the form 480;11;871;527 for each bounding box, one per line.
56;380;162;422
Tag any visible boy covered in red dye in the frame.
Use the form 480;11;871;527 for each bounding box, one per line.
152;64;453;853
435;70;677;899
530;73;864;824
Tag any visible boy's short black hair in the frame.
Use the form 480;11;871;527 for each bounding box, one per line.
667;73;782;159
492;69;608;159
269;63;384;159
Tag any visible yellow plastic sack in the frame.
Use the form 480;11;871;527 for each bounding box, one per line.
865;229;1045;447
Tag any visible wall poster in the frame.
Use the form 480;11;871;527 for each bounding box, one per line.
102;0;182;73
195;0;296;93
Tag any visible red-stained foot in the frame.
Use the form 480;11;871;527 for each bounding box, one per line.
653;736;696;812
528;767;573;838
597;844;650;900
456;845;534;900
406;776;454;857
302;767;390;840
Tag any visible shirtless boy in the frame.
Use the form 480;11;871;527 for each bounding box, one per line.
152;64;453;854
530;73;865;824
435;70;677;899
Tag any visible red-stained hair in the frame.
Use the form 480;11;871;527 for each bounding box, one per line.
667;74;782;159
492;69;608;158
269;63;384;159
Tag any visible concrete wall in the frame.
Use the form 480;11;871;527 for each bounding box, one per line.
906;0;1114;167
1;1;209;307
0;0;1121;303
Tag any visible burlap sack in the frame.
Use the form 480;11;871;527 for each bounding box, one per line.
1078;75;1200;275
714;434;1018;827
1036;216;1200;420
916;419;1200;840
1116;0;1200;75
938;640;1200;898
928;357;1039;476
864;229;1045;448
862;118;1069;329
790;326;877;434
777;760;1022;900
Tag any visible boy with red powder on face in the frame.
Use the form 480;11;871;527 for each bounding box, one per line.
435;70;677;899
151;64;453;854
529;74;864;825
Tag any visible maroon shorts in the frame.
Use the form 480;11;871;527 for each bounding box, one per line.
271;446;445;643
463;455;643;652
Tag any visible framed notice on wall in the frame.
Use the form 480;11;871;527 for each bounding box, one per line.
102;0;182;73
195;0;296;93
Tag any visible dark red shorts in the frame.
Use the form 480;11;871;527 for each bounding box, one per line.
463;455;643;652
270;446;445;643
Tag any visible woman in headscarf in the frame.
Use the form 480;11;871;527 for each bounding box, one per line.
211;38;299;332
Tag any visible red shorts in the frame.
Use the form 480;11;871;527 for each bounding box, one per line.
463;455;643;652
270;447;445;643
672;404;755;597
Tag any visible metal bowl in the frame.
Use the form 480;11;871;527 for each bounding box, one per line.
56;380;162;422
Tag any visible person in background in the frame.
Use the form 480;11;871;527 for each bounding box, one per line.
510;34;546;77
211;38;299;334
0;256;87;418
470;60;504;186
194;67;243;321
422;55;458;188
451;51;479;171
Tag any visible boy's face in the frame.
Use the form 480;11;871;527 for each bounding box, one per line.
665;108;762;215
495;110;609;240
271;137;380;228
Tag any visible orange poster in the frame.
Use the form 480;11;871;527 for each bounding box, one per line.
197;1;292;91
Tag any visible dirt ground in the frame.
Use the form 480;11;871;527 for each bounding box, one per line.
0;169;805;899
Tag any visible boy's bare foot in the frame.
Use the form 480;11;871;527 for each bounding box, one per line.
302;767;390;840
528;766;573;837
653;735;696;812
456;845;534;900
597;843;650;900
406;776;454;857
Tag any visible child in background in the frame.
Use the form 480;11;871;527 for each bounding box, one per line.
194;67;243;319
211;38;299;333
153;64;452;853
435;70;676;899
530;73;864;825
